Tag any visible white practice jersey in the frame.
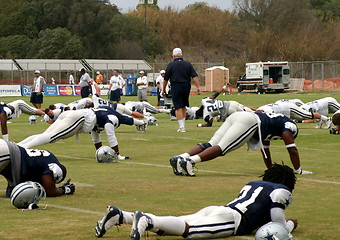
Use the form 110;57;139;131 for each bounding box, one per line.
67;97;93;110
257;102;291;118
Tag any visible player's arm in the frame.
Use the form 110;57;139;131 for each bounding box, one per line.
261;140;273;169
209;83;230;100
282;131;301;172
162;79;169;96
193;76;201;94
0;113;8;141
197;118;213;127
104;121;119;151
40;174;65;197
270;207;297;233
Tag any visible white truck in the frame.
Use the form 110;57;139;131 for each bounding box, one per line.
236;61;290;94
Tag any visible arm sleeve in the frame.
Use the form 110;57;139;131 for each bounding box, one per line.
270;208;294;233
91;131;101;145
104;121;118;147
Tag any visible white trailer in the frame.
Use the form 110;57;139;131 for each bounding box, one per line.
237;61;290;94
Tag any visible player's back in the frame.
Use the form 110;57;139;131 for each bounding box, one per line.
227;180;292;235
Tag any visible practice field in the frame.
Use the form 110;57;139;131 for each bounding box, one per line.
0;91;339;240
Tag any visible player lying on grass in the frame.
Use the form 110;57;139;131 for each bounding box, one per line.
169;84;255;127
170;111;312;177
0;100;45;141
95;163;297;240
257;100;332;129
0;139;74;197
18;106;147;159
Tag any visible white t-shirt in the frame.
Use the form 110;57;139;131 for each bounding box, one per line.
109;75;124;91
136;76;148;90
32;76;45;92
79;73;91;87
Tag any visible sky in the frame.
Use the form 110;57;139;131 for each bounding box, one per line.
109;0;234;13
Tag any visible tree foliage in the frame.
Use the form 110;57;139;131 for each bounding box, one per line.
0;0;339;62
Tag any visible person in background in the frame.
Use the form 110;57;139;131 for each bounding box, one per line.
108;70;124;103
163;48;201;133
96;71;103;84
30;70;46;109
156;70;166;106
136;71;148;102
69;72;75;85
79;68;93;98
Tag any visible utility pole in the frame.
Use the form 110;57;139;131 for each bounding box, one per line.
140;0;155;59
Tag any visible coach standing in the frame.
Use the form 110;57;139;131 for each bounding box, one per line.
79;68;92;98
30;70;45;109
163;48;201;132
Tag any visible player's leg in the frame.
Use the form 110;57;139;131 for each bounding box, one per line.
179;206;236;239
325;97;340;113
16;100;44;115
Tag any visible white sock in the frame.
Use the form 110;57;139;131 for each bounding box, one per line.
148;214;186;236
320;115;328;121
190;155;201;163
178;119;185;128
179;153;190;158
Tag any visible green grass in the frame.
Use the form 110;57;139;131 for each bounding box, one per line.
0;91;339;240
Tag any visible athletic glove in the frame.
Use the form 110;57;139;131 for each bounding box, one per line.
60;179;75;195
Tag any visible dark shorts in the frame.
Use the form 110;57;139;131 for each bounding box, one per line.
81;86;90;98
110;89;121;102
171;82;191;109
30;92;43;104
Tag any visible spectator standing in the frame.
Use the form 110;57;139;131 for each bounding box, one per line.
79;68;93;98
136;71;148;102
69;72;75;85
108;70;124;103
30;70;46;109
96;71;103;84
156;70;166;106
163;48;201;133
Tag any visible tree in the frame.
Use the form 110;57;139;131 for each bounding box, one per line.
30;28;85;59
0;35;32;58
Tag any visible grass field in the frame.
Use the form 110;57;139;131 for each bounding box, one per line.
0;91;339;240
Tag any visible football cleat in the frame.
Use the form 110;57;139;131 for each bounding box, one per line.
294;168;313;175
323;117;332;129
130;211;154;240
95;205;123;238
169;156;184;176
180;158;196;177
177;127;186;133
315;120;322;128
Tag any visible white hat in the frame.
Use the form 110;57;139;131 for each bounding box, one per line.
160;70;165;74
96;71;100;74
34;70;40;74
139;71;145;74
172;48;182;56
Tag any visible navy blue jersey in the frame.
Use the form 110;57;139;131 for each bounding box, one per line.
19;146;65;184
94;106;133;129
0;102;12;118
227;180;292;235
255;112;298;141
164;58;198;83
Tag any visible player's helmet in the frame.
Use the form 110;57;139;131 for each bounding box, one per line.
28;115;37;124
255;222;293;240
10;181;46;209
148;116;158;126
95;146;118;163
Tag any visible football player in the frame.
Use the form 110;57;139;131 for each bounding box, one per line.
17;107;147;159
87;94;145;119
95;163;297;240
0;139;74;197
0;100;45;141
330;110;340;134
300;97;340;128
124;101;170;115
170;111;312;176
256;101;332;128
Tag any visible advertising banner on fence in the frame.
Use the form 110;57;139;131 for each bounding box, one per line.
58;85;74;95
0;85;22;96
21;85;32;96
44;85;58;96
74;85;81;95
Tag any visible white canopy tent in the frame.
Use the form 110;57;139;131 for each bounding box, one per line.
0;59;153;84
